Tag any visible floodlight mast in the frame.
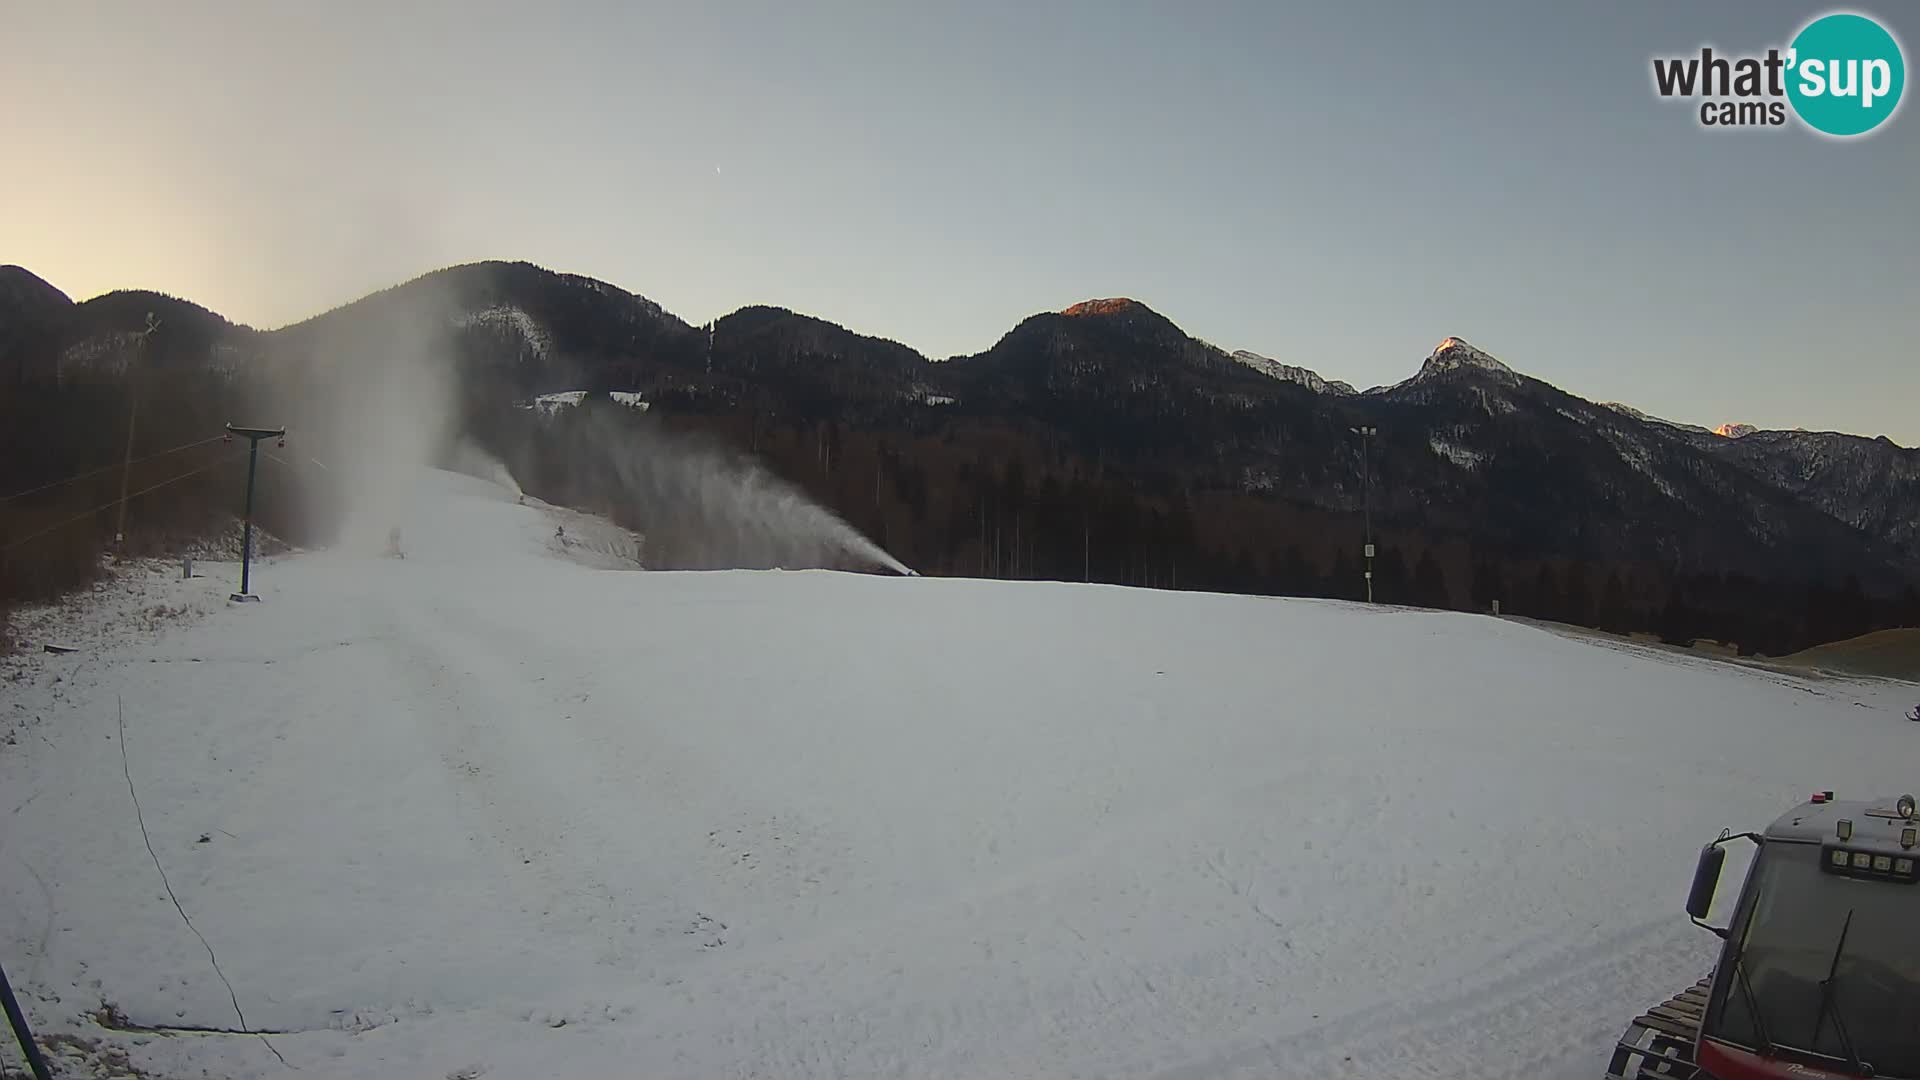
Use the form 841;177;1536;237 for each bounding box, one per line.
1350;425;1377;602
114;313;162;546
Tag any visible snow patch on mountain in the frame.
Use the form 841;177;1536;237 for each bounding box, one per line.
1429;435;1487;470
1229;350;1357;395
57;331;141;376
1376;337;1522;401
904;385;957;406
516;390;650;416
554;272;670;322
1602;402;1714;435
453;304;553;360
1416;336;1518;383
1597;426;1681;500
1239;465;1280;492
1477;386;1518;416
559;272;622;298
1697;428;1920;550
1378;374;1517;416
528;390;586;412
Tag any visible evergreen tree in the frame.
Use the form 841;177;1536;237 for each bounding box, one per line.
1328;549;1362;601
1280;544;1314;597
1659;585;1697;646
1835;575;1869;641
1469;556;1505;614
1599;571;1632;632
1412;549;1450;609
1561;563;1594;627
1532;564;1563;621
1375;547;1410;604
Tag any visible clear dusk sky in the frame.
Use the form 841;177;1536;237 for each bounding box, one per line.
3;2;1915;442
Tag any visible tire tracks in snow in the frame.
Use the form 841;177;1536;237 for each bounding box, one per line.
373;587;701;974
1144;913;1702;1080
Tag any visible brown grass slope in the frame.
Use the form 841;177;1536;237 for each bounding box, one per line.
1776;628;1920;682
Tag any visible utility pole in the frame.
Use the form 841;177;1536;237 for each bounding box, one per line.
115;313;161;547
225;423;285;602
1351;425;1377;602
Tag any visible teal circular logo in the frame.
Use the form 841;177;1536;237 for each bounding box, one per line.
1786;12;1905;136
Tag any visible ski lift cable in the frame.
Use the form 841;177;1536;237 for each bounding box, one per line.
262;452;327;472
0;434;229;504
0;449;245;554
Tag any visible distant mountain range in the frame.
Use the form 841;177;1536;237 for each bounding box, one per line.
5;259;1916;644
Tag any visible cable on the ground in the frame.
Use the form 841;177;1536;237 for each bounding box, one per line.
117;696;291;1069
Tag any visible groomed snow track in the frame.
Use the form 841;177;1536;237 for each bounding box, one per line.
3;469;1916;1080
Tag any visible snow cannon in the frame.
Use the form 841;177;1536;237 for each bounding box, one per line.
1606;791;1920;1079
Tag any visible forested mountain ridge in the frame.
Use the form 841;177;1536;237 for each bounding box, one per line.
4;260;1915;655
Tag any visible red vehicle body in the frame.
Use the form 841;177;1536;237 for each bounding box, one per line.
1607;792;1920;1080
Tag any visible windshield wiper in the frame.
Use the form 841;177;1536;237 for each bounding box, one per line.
1810;908;1870;1077
1729;951;1780;1058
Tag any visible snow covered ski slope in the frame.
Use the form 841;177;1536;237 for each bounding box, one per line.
3;469;1916;1079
